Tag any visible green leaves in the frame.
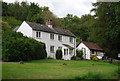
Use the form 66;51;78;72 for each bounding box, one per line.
2;31;47;62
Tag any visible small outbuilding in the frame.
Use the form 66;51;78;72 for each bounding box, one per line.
76;41;104;59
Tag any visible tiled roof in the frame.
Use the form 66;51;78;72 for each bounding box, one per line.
26;21;76;37
76;41;103;51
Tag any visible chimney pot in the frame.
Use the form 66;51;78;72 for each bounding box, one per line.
45;19;53;28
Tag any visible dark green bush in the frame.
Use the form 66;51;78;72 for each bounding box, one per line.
56;49;62;59
71;56;77;60
76;50;83;59
2;30;47;62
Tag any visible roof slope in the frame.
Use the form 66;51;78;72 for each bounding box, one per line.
76;41;103;51
26;21;75;37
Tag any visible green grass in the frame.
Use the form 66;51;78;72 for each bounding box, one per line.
2;59;119;79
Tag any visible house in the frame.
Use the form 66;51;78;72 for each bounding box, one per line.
76;41;104;59
15;20;76;60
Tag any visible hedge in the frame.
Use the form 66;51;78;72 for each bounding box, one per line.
56;49;62;59
2;30;47;62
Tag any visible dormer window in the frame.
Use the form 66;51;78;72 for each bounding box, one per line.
50;33;54;40
58;35;62;41
36;31;41;38
70;37;73;43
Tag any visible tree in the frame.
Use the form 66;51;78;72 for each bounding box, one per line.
91;2;120;59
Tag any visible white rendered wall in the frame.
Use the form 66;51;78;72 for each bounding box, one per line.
32;30;76;60
76;43;91;59
17;21;33;37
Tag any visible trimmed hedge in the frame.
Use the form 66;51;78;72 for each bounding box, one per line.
56;49;62;59
2;30;47;62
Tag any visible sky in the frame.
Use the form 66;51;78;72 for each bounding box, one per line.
3;0;96;18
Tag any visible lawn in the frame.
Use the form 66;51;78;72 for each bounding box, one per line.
2;59;119;79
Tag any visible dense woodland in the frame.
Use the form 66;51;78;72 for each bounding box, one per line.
2;1;120;59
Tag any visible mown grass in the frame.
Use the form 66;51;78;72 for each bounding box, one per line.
2;59;119;79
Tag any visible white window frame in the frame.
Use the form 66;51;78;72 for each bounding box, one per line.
58;35;62;41
50;46;54;53
50;33;54;40
70;37;73;43
69;49;73;54
64;49;68;55
36;31;41;38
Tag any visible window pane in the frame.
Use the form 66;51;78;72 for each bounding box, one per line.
70;37;73;43
50;46;54;53
50;34;54;39
36;31;38;37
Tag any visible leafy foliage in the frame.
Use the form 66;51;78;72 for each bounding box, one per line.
76;50;83;59
90;55;99;61
71;56;77;60
55;49;62;59
2;30;47;62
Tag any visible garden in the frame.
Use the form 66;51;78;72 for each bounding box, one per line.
2;59;119;80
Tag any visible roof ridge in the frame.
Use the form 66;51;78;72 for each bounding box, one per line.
25;21;75;37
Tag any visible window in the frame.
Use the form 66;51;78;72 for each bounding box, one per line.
50;33;54;40
64;49;68;55
70;37;73;43
69;49;73;54
91;50;94;54
50;46;54;53
36;31;41;38
58;47;62;50
58;35;62;41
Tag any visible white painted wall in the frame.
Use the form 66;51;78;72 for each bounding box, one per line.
77;43;104;60
76;43;91;59
32;30;76;60
17;21;33;37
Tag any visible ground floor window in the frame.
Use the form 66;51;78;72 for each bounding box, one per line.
91;50;94;54
50;46;54;53
64;49;68;55
58;47;62;50
69;49;73;54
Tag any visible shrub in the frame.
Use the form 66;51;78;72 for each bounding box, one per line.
56;49;62;59
90;55;99;61
71;56;77;60
2;31;47;62
76;50;83;59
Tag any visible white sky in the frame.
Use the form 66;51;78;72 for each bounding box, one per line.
3;0;96;18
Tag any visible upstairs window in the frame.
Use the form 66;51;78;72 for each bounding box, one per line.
70;37;73;43
50;46;54;53
58;35;62;41
50;33;54;40
36;31;41;38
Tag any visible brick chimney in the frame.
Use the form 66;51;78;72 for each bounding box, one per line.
45;19;53;28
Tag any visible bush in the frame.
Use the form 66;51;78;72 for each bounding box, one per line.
56;49;62;59
2;31;47;62
76;50;83;59
71;56;77;60
90;55;99;61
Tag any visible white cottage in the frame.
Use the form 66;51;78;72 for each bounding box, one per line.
15;20;76;60
76;41;104;59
